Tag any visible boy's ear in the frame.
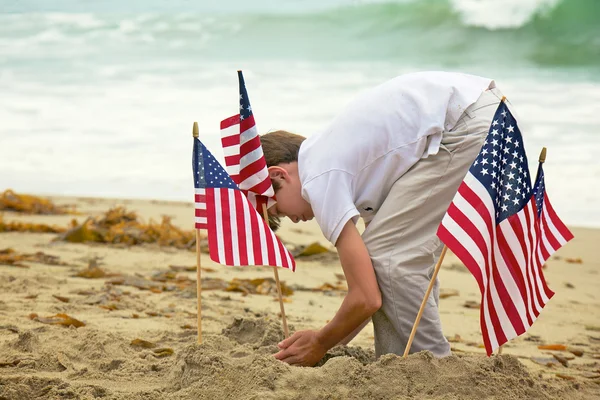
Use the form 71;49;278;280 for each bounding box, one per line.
268;166;287;182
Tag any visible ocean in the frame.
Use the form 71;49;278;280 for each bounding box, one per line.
1;0;599;227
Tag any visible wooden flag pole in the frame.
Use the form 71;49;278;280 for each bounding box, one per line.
262;203;289;338
403;245;448;358
193;122;202;344
195;230;203;344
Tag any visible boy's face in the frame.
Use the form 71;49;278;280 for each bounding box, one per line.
268;165;314;224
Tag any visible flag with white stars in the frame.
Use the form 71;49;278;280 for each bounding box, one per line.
437;101;572;356
220;70;275;215
193;137;295;270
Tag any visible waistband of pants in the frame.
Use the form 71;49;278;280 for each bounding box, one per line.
462;86;507;119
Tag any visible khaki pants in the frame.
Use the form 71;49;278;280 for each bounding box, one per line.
362;88;507;358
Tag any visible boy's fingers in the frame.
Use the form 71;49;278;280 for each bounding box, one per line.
280;356;300;365
278;331;301;349
274;347;295;360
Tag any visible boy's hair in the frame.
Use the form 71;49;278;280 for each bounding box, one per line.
260;130;305;232
260;129;306;171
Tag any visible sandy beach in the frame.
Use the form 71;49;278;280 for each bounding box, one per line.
1;194;599;399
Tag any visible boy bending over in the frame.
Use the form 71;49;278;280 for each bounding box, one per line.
264;71;507;366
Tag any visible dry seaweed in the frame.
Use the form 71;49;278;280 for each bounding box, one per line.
313;282;347;292
565;257;583;264
224;277;294;297
130;339;156;348
151;271;196;292
568;347;584;357
555;374;576;381
202;277;229;291
169;265;197;272
553;354;569;367
152;348;174;357
52;295;70;303
0;248;70;268
463;300;481;309
0;189;76;214
0;215;66;233
55;207;204;249
106;275;164;292
99;303;120;311
169;264;216;273
291;241;338;262
447;334;463;343
538;344;567;351
100;269;226;294
288;282;348;294
29;313;85;328
275;297;292;303
75;266;119;279
293;242;331;257
586;325;600;332
439;288;460;299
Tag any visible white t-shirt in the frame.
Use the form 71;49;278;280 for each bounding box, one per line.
298;71;494;244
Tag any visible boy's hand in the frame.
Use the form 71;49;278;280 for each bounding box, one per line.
274;330;327;367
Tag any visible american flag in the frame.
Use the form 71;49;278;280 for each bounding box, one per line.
193;136;295;270
220;70;275;212
437;101;573;355
532;158;574;271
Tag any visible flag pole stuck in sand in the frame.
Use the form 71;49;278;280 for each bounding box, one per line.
262;203;289;339
403;245;448;357
193;121;203;345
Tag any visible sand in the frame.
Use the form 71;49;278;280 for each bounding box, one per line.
1;195;599;399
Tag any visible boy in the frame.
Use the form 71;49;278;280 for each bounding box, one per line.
264;71;507;366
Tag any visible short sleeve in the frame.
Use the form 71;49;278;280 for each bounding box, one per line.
302;171;359;245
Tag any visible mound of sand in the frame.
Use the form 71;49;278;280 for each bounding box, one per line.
1;317;591;400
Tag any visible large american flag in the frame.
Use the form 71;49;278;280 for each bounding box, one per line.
437;101;573;355
220;70;275;211
193;136;295;270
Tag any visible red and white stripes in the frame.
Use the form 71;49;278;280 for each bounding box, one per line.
194;188;207;229
220;115;275;211
437;172;567;355
205;188;295;270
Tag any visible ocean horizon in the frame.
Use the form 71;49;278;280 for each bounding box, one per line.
1;0;599;227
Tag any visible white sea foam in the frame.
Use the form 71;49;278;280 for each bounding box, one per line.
449;0;560;29
44;13;106;29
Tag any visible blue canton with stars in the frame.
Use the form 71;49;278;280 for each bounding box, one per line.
470;102;532;223
238;70;253;122
532;163;546;218
193;137;239;190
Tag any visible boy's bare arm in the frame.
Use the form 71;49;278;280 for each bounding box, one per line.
274;220;381;366
316;220;381;349
338;317;371;346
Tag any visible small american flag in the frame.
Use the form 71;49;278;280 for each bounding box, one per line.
532;158;574;269
220;70;275;211
437;101;573;355
193;136;295;270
